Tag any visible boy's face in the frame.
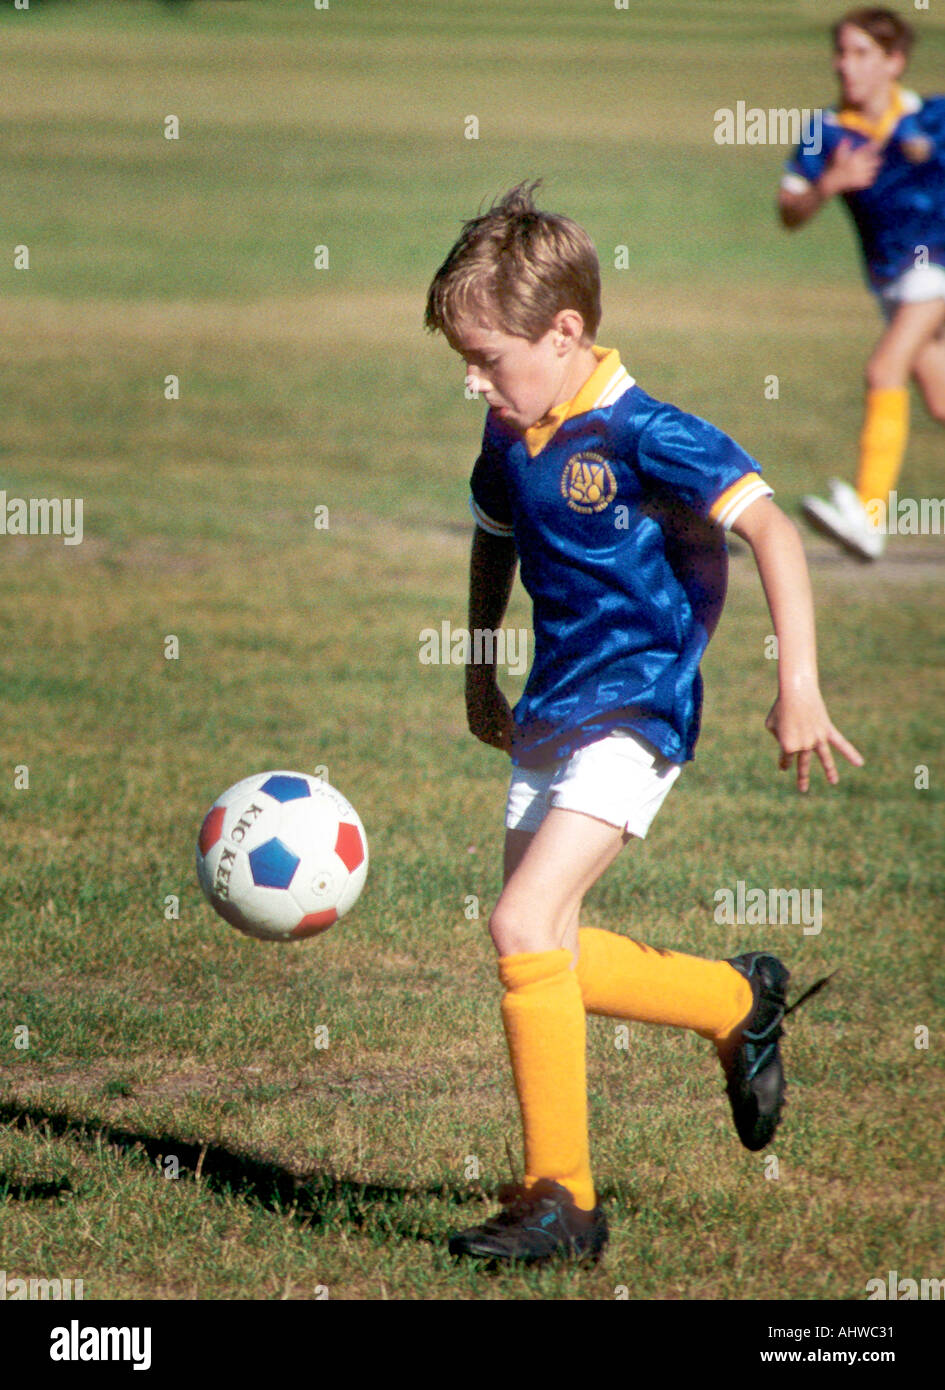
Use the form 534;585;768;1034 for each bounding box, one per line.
449;318;575;434
833;24;905;108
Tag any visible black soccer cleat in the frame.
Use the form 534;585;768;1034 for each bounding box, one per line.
718;951;791;1151
448;1179;608;1265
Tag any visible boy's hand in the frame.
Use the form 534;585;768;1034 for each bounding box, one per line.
732;498;863;794
466;672;514;752
765;690;864;793
819;137;881;196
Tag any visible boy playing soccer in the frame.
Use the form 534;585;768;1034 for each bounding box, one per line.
424;183;862;1265
780;7;945;560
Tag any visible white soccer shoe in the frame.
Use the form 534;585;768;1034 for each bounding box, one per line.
800;477;886;561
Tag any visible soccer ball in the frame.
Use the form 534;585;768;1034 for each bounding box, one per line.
196;771;369;942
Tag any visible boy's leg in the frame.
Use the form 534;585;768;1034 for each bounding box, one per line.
498;813;625;957
493;809;756;1204
911;327;945;424
492;807;627;1213
856;299;945;506
802;298;945;558
574;926;751;1038
449;808;621;1262
575;927;789;1151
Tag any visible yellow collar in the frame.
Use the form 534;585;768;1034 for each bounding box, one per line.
836;83;910;145
522;346;632;458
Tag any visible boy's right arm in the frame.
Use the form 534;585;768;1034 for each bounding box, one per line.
779;137;882;228
466;524;517;752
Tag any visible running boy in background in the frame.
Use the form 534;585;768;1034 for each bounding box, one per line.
780;7;945;560
424;183;862;1265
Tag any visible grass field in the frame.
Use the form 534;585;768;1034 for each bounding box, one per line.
1;0;943;1307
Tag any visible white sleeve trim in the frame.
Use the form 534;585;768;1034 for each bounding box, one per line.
469;494;514;537
720;479;774;531
594;367;636;410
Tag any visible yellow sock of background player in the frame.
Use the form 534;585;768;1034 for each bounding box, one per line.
855;387;909;511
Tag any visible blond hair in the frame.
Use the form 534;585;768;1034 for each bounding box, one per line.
424;181;601;343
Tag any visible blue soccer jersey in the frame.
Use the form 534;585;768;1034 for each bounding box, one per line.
782;86;945;290
469;347;772;768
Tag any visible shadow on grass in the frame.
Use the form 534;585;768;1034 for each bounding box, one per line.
0;1174;74;1201
0;1098;486;1244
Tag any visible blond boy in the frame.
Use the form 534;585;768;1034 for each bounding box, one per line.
424;183;861;1263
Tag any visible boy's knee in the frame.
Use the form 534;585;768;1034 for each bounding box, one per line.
489;897;555;957
488;899;527;956
865;353;906;391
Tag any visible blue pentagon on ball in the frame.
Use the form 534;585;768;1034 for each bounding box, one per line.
260;774;311;803
249;837;300;889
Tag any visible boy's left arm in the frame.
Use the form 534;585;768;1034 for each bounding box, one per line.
730;496;864;793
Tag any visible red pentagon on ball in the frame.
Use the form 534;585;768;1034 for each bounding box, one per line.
291;909;338;939
334;821;365;872
198;805;226;856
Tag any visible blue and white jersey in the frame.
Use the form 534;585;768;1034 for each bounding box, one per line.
782;86;945;290
469;347;772;768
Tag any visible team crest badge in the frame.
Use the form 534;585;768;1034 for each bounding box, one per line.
561;452;617;514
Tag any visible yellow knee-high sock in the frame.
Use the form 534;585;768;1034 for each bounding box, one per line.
575;927;753;1042
499;950;596;1211
855;387;909;508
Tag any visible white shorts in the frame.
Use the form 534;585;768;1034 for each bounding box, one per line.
505;730;682;838
878;263;945;321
